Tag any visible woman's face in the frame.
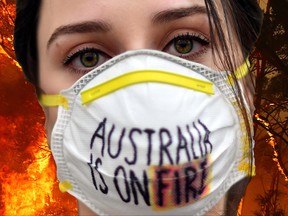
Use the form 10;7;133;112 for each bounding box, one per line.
37;1;239;214
37;0;229;143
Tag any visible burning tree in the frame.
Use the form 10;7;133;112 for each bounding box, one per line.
245;0;288;215
252;0;288;182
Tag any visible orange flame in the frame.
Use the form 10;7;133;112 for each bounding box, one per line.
2;136;53;215
0;2;78;214
255;113;288;181
0;120;77;215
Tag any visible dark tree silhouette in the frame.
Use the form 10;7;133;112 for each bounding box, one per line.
252;0;288;181
249;0;288;215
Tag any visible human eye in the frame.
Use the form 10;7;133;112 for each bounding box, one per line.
63;47;110;74
164;32;210;60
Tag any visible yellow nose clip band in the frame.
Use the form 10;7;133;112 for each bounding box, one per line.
39;70;215;108
81;70;214;105
39;62;249;108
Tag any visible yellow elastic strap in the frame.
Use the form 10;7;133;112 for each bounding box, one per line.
59;181;73;193
39;94;69;109
226;59;250;85
81;70;214;105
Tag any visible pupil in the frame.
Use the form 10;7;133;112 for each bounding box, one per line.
175;39;193;54
81;52;99;67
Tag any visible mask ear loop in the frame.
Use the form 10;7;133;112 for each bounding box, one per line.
39;95;71;192
39;94;69;109
226;59;250;85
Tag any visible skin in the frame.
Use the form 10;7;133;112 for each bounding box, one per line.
37;0;241;215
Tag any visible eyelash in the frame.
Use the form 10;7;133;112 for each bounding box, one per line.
63;47;101;67
63;32;210;74
165;32;210;59
63;47;108;74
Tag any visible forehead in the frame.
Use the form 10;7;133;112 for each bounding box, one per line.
39;0;206;19
38;0;208;33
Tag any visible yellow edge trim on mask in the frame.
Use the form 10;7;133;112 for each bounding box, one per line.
81;70;214;105
39;94;69;109
226;59;250;85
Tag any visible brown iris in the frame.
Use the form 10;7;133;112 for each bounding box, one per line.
174;38;193;54
80;52;99;67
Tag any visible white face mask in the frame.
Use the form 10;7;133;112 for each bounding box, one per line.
40;50;254;216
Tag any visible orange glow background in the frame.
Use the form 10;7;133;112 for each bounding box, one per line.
0;1;287;215
0;1;77;215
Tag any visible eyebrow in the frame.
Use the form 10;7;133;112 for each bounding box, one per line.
47;20;112;49
152;6;207;24
47;6;207;49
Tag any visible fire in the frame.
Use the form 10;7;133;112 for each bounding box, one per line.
0;121;77;215
0;2;78;214
237;198;244;216
2;135;53;215
255;113;288;182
